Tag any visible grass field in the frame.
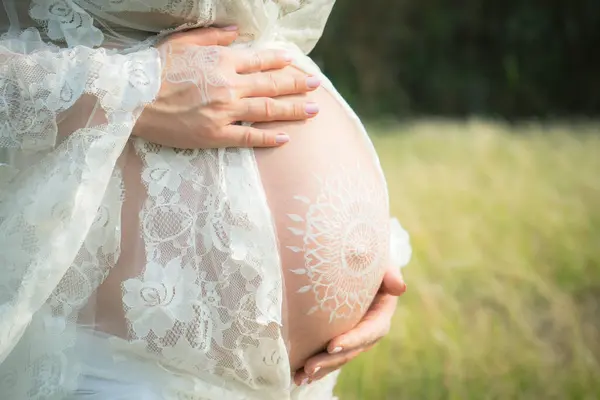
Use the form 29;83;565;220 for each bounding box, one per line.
334;120;600;400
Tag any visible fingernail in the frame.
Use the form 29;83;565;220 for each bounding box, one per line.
275;134;290;144
306;76;321;89
301;378;309;386
312;366;321;375
222;25;238;31
305;103;319;115
330;346;342;354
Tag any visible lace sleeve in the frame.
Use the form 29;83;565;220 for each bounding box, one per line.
0;18;161;369
0;29;160;151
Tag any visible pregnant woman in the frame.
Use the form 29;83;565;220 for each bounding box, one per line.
0;0;411;399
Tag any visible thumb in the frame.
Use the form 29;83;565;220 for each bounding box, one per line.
165;26;239;47
381;265;406;296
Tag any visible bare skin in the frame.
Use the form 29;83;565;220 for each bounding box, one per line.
111;26;407;385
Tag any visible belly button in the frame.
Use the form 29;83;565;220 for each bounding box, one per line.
356;245;367;256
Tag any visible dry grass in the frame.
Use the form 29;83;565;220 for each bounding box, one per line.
335;120;600;400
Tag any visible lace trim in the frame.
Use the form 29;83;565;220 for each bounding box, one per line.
0;28;160;150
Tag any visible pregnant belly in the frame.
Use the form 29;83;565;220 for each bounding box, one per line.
254;85;390;369
88;80;389;378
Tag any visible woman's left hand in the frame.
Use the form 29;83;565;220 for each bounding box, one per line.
293;265;407;385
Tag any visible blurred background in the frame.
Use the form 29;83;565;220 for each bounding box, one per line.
310;1;600;399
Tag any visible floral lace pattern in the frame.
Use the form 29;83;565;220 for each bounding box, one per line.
0;28;159;149
0;0;409;399
125;141;286;387
0;2;160;398
29;0;104;46
123;260;205;338
81;0;211;18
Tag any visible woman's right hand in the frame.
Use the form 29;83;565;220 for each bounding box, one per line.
133;27;320;149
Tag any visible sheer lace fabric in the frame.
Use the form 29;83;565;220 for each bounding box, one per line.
0;1;411;399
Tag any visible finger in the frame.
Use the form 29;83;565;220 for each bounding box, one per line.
236;68;321;98
294;347;366;385
165;26;239;46
293;368;309;386
233;98;318;123
381;265;407;296
235;49;292;73
220;125;291;148
315;345;376;382
312;345;376;382
326;294;397;354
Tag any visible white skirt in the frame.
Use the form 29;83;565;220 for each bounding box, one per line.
67;329;340;400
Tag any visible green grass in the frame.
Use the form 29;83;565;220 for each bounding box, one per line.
335;120;600;400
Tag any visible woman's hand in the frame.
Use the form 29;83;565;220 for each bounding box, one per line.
293;266;407;385
134;27;320;148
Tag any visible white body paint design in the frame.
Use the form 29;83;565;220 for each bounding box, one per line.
287;166;390;322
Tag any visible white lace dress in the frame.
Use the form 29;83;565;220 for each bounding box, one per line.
0;1;412;399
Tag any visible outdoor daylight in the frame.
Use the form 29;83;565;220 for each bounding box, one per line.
0;1;598;400
310;2;600;399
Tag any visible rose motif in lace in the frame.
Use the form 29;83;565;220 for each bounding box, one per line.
123;259;211;339
0;0;398;397
121;143;285;386
29;0;104;47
